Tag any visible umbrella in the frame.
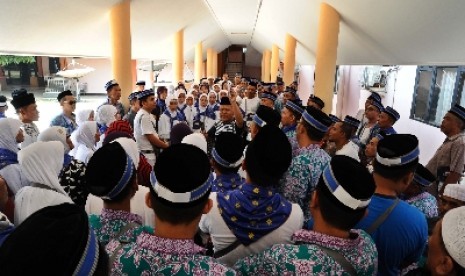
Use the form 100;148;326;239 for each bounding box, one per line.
56;59;95;101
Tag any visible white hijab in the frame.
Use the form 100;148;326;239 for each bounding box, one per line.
38;126;70;153
96;105;117;127
15;141;72;225
76;109;94;126
0;118;22;153
74;121;97;164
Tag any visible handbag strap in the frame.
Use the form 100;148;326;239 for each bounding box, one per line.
366;198;400;234
316;245;357;276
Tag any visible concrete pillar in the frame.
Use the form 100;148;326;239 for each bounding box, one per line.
202;61;206;79
109;0;132;108
213;50;218;77
263;49;271;82
195;42;203;83
270;44;279;83
173;29;184;84
314;3;340;114
207;48;214;77
283;34;296;85
261;53;265;81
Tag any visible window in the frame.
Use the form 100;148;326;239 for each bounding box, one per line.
411;66;464;127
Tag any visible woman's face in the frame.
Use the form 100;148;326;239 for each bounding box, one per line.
200;97;208;107
66;135;74;150
94;130;101;143
208;94;217;105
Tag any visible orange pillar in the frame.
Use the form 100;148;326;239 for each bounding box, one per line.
263;49;271;82
195;42;203;83
207;48;214;77
213;50;218;77
270;44;279;83
283;34;296;85
173;29;184;84
131;60;137;88
109;0;132;109
314;3;340;114
261;53;265;81
202;61;206;79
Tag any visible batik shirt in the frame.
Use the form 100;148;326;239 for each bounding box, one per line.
59;158;88;206
89;208;153;247
281;144;331;224
110;232;236;275
282;124;299;155
20;122;39;149
212;173;243;193
50;113;78;135
235;229;378;275
405;192;438;219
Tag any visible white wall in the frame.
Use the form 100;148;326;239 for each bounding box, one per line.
78;58;113;94
298;65;315;104
389;66;445;165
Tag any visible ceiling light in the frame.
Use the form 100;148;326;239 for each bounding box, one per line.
243;47;247;53
231;32;247;35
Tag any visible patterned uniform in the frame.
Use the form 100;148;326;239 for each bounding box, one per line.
50;113;78;135
212;173;244;193
89;208;153;249
20;122;39;149
235;229;378;275
59;157;88;206
281;144;331;224
282;125;299;155
110;232;236;275
405;192;438;219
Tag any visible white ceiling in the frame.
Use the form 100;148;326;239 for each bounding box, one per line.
2;0;465;66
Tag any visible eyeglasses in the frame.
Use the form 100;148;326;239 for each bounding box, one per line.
66;100;76;105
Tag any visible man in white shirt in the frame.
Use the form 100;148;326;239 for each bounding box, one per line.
134;89;168;166
328;121;360;161
240;82;260;129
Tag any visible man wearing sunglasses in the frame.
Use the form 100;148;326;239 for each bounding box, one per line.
50;90;78;135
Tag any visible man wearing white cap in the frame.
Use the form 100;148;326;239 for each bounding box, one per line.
427;206;465;275
439;183;465;216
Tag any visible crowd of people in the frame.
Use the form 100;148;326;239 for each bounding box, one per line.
0;72;465;275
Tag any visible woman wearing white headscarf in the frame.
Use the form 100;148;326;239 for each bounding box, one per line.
73;121;100;164
0;118;30;221
38;127;89;206
14;141;73;225
69;109;95;157
96;105;117;148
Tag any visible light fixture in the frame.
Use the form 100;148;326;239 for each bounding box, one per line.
243;47;247;53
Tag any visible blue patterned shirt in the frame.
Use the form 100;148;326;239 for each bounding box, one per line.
282;124;299;155
235;229;378;275
280;144;331;224
405;192;438;219
50;113;77;135
110;232;236;275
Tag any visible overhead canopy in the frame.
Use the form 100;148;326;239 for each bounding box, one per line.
2;0;465;66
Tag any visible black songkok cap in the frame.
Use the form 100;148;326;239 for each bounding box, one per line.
212;132;244;168
374;134;419;172
11;88;35;109
220;97;231;105
150;144;212;207
319;156;376;210
413;164;436;187
245;125;292;183
170;123;193;145
0;203;104;275
85;141;136;200
308;94;325;109
253;105;281;127
57;90;73;102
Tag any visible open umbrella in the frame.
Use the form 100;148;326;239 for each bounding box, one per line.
56;59;95;101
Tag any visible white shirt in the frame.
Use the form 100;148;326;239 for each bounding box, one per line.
158;111;181;140
240;97;260;116
199;192;304;267
20;122;39;149
184;105;196;129
134;108;158;151
336;140;361;162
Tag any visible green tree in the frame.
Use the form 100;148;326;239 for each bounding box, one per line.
0;55;35;66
